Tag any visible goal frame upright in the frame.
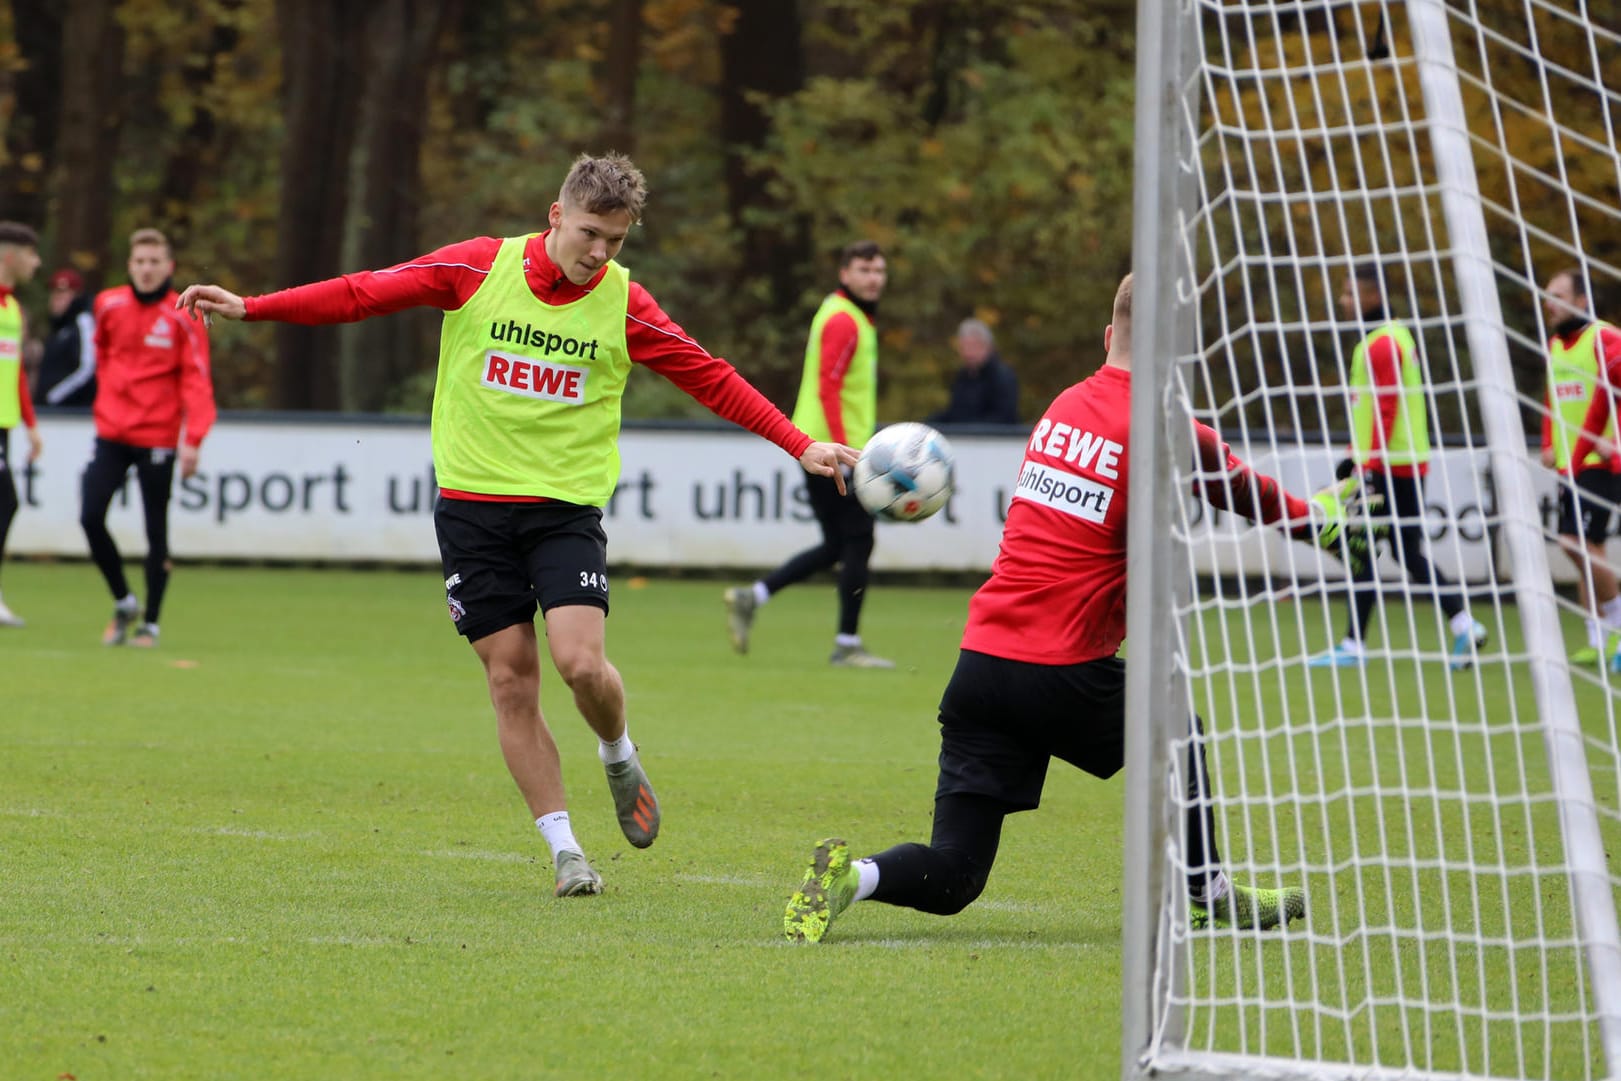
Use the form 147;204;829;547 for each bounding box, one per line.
1121;2;1621;1079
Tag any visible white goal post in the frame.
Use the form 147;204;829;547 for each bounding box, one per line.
1123;3;1621;1080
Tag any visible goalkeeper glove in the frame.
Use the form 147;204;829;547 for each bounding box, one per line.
1334;457;1357;481
1307;474;1385;577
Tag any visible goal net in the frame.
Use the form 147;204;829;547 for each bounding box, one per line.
1122;3;1621;1080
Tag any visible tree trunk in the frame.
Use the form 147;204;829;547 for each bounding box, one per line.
1;0;63;232
52;0;124;290
598;0;643;155
151;1;245;250
341;0;455;413
272;0;368;410
717;0;807;311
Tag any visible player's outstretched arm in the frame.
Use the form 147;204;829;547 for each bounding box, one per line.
800;441;861;496
175;284;247;326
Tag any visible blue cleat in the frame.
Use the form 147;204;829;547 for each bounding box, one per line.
1450;620;1488;671
1308;645;1364;668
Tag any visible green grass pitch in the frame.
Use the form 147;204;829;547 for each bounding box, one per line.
1;562;1614;1079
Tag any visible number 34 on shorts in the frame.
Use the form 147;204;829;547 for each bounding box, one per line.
580;570;608;591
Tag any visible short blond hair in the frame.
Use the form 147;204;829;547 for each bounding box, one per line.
129;227;171;256
1111;273;1133;348
558;153;647;223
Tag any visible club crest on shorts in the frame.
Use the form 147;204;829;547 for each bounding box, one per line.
447;594;466;623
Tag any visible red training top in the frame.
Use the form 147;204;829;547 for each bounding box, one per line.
0;284;37;430
962;363;1311;666
94;285;215;449
1549;322;1621;474
242;232;813;499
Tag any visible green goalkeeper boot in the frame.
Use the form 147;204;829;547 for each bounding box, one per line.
784;838;859;943
1189;882;1306;930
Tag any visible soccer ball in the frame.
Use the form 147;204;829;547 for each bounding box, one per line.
852;422;956;522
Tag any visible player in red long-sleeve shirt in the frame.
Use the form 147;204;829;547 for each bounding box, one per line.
0;221;43;628
81;228;215;649
1309;263;1484;670
178;154;858;899
723;241;892;667
781;273;1376;943
1541;267;1621;667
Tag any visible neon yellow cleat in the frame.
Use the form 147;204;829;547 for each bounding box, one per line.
784;838;858;943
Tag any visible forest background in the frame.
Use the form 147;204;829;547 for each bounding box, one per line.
0;0;1611;430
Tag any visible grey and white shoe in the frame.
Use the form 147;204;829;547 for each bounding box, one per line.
604;749;660;849
0;598;24;628
553;850;603;897
829;643;895;669
102;598;140;646
723;587;757;654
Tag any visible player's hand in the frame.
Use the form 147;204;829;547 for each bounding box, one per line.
800;441;861;496
179;444;200;480
1308;474;1386;577
1540;446;1555;468
24;425;41;463
175;283;246;328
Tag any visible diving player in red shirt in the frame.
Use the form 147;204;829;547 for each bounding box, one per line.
82;228;215;648
783;273;1376;942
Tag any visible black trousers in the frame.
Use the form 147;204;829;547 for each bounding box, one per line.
80;438;177;625
762;471;876;636
0;428;16;579
1347;469;1463;643
867;649;1222;916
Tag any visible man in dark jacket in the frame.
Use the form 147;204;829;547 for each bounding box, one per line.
928;318;1019;424
33;267;95;408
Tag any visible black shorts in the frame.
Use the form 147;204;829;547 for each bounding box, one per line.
434;498;610;642
1558;468;1621;543
933;649;1129;812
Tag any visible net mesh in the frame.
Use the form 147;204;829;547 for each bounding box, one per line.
1153;2;1621;1078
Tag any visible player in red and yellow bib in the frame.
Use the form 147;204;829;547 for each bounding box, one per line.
781;274;1377;943
1309;263;1485;671
1540;268;1621;667
178;154;859;899
0;221;43;628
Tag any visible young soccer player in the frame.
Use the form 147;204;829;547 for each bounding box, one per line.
0;221;43;627
724;241;892;667
178;153;860;898
82;228;216;648
1309;262;1486;670
782;272;1377;942
1539;268;1621;667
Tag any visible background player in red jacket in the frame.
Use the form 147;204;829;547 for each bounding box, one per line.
177;153;859;899
0;221;43;628
782;273;1375;943
82;227;216;648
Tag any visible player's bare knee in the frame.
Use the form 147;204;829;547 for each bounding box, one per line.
550;647;610;691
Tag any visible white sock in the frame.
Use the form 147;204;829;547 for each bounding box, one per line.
1337;637;1365;656
1600;594;1621;630
1192;871;1231;904
1449;610;1476;636
835;633;862;649
751;581;770;606
853;858;880;902
116;593;139;612
598;730;634;765
1587;619;1605;650
535;811;581;862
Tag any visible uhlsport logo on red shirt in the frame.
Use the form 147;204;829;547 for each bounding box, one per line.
481;350;589;404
